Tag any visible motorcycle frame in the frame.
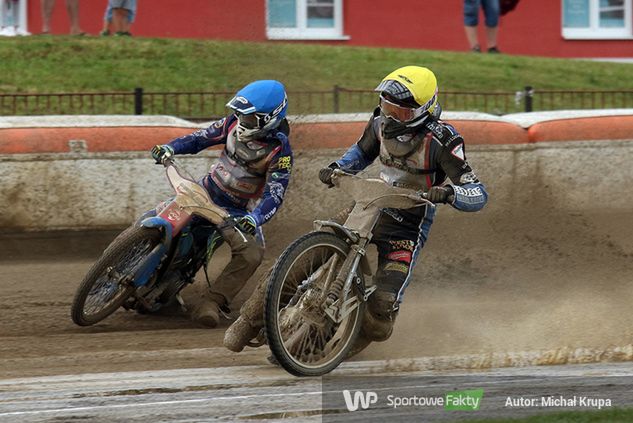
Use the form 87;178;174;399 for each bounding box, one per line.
127;159;230;289
314;170;434;324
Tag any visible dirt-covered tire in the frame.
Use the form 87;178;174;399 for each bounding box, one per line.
264;231;365;377
71;227;162;326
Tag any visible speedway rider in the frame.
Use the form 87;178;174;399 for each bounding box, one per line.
151;80;292;327
224;66;488;354
319;65;488;351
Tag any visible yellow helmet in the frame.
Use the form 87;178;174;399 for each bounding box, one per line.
375;65;438;116
375;66;439;139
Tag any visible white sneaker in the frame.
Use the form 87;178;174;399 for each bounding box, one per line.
0;27;17;37
16;28;31;36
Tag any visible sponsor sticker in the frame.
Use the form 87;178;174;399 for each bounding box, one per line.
384;262;410;274
387;250;412;264
269;181;285;204
451;143;465;161
278;156;292;170
459;171;478;184
212;117;226;129
388;240;415;252
454;185;483;197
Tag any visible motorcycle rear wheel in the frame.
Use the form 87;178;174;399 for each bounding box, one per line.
265;231;365;376
71;227;162;326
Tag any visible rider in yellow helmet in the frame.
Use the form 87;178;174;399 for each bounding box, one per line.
316;65;489;354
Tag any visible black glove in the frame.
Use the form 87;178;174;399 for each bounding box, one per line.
319;164;339;187
427;186;454;204
151;144;175;164
235;215;257;237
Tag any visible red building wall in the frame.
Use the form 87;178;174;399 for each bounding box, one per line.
26;0;633;58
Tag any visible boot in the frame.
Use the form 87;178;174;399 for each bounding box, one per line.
192;300;220;328
192;292;226;328
224;315;262;352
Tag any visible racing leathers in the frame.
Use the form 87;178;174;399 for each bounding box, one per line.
165;114;293;311
331;107;488;342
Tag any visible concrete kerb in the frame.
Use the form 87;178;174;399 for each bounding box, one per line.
2;139;632;231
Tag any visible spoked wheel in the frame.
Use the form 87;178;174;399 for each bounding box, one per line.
71;227;162;326
265;232;365;376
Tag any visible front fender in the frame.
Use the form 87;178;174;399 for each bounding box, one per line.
132;217;173;287
313;220;372;276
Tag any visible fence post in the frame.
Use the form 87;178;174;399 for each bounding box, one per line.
134;87;143;115
524;86;534;113
333;85;340;113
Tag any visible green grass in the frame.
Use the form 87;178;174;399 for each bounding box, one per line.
461;407;633;423
1;37;632;116
2;36;633;93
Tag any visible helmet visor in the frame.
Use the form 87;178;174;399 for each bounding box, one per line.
236;112;263;130
380;95;423;123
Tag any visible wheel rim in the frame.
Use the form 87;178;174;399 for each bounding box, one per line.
83;238;155;317
275;242;360;370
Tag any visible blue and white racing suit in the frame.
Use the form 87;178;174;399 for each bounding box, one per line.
165;114;293;306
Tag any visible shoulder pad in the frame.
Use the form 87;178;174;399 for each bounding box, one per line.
425;119;462;146
271;130;291;156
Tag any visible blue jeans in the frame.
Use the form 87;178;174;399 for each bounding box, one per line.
464;0;500;27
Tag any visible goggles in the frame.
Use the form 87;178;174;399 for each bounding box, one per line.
379;95;423;123
379;89;438;123
236;112;267;130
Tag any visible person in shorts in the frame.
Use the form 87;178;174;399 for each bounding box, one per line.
463;0;501;53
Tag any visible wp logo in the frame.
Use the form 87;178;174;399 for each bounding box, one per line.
342;390;378;411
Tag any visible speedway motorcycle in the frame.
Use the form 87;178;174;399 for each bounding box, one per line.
264;170;440;376
71;158;246;326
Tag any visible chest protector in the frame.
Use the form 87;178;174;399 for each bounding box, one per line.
210;128;280;199
378;131;435;191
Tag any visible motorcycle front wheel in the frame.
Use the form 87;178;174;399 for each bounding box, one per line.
264;231;365;377
71;227;162;326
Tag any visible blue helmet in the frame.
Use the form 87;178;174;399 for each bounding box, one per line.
226;80;288;141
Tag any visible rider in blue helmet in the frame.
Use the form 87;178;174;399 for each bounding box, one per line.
151;80;292;328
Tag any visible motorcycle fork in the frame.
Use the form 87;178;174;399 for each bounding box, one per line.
323;237;376;323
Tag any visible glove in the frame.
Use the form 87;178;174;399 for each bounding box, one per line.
235;215;257;237
427;186;454;204
151;144;175;164
319;163;339;187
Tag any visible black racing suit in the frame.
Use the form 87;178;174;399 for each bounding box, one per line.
332;108;488;341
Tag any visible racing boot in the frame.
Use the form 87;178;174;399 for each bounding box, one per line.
223;267;271;352
361;290;399;342
224;315;262;352
192;292;226;328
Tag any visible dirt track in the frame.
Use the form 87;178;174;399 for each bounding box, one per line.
1;201;632;379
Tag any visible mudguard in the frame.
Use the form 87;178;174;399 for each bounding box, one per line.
131;217;173;287
313;220;373;276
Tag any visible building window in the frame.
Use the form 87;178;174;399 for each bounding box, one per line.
267;0;348;40
562;0;632;39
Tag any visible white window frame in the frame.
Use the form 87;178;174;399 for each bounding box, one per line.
562;0;633;39
267;0;349;40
